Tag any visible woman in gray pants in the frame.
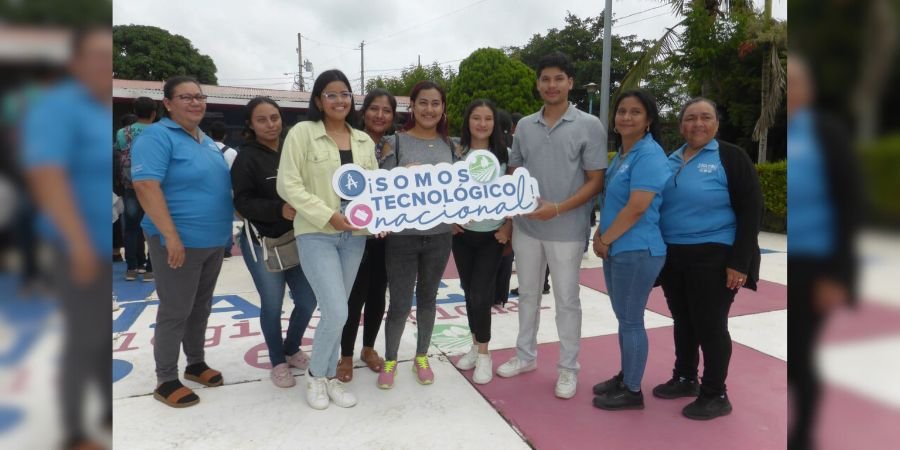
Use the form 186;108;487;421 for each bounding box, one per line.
377;81;458;389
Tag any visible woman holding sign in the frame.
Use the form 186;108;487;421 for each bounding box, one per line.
276;70;378;410
336;89;397;382
591;90;671;411
378;81;458;389
451;99;511;385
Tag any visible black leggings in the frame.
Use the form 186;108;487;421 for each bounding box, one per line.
452;229;504;343
341;238;388;357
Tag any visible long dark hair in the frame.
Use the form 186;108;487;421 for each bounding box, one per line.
242;96;284;143
357;88;397;135
404;81;450;142
306;69;358;125
460;99;508;165
611;89;662;150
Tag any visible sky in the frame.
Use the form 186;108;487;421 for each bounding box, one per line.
113;0;787;92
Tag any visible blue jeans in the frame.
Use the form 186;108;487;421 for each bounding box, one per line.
602;250;665;391
297;232;366;378
239;231;317;366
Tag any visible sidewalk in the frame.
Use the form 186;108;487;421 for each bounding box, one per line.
110;231;791;449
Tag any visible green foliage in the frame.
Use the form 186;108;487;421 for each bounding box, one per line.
446;48;542;135
365;62;455;97
113;25;218;84
506;13;688;117
863;135;900;221
0;0;111;25
756;160;786;232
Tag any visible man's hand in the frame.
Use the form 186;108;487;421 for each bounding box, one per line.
282;203;296;220
525;198;558;221
165;234;185;269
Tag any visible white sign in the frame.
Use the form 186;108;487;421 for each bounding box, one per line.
332;150;540;233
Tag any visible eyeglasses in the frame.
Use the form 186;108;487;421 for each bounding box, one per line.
174;94;208;103
322;91;353;102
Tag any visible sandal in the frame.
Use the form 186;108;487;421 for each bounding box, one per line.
153;380;199;408
336;356;353;382
184;362;223;387
361;347;384;373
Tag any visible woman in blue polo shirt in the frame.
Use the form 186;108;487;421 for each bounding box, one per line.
653;97;763;421
132;76;234;408
590;90;672;411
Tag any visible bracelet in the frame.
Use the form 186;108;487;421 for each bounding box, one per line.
554;202;560;217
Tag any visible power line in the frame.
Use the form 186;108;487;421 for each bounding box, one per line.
614;4;668;22
614;11;674;28
300;34;357;51
367;0;494;45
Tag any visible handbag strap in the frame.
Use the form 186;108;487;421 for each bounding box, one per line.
243;218;267;263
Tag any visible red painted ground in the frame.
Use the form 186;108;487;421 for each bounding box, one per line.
820;302;900;344
818;384;900;450
454;328;787;450
579;267;787;318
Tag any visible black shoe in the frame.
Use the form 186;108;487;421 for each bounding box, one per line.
509;288;519;297
593;383;644;411
652;376;700;399
542;285;551;294
592;372;623;396
224;250;232;258
682;393;732;420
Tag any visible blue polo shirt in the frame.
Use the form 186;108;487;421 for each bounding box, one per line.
131;118;233;248
599;134;671;256
660;139;736;245
21;79;111;255
787;109;834;256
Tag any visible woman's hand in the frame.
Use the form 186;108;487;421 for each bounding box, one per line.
494;221;511;244
329;212;360;232
281;203;296;221
592;231;610;259
726;268;747;290
451;224;465;235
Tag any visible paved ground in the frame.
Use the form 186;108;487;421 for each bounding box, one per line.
3;230;899;449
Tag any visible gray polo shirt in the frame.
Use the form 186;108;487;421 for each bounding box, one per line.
509;103;607;242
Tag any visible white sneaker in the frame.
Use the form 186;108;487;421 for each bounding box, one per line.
112;300;120;312
456;345;478;370
555;369;577;399
306;375;329;410
496;356;537;378
270;363;295;388
473;353;493;384
326;378;357;408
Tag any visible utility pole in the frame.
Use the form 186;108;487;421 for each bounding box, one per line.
297;33;304;91
360;40;365;94
599;0;613;151
418;54;421;68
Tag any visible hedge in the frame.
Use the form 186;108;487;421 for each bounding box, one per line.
757;161;787;233
863;135;900;222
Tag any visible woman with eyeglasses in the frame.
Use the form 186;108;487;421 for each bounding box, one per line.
276;70;378;410
653;97;763;420
131;75;234;408
377;80;459;390
335;88;397;383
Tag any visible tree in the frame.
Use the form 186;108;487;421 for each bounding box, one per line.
0;0;111;26
749;0;787;163
446;48;542;135
365;62;456;97
506;12;689;127
113;25;218;84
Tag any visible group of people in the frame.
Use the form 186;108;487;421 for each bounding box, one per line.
129;51;762;419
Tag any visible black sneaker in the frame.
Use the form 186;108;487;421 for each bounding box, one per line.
542;285;551;295
592;372;623;396
652;376;700;399
509;288;519;297
592;383;644;411
682;393;732;420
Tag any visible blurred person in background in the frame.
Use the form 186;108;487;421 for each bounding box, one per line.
786;55;861;450
131;75;233;408
114;97;156;282
654;97;763;420
22;26;113;450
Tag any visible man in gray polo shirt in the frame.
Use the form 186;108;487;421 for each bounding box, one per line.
496;52;607;399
